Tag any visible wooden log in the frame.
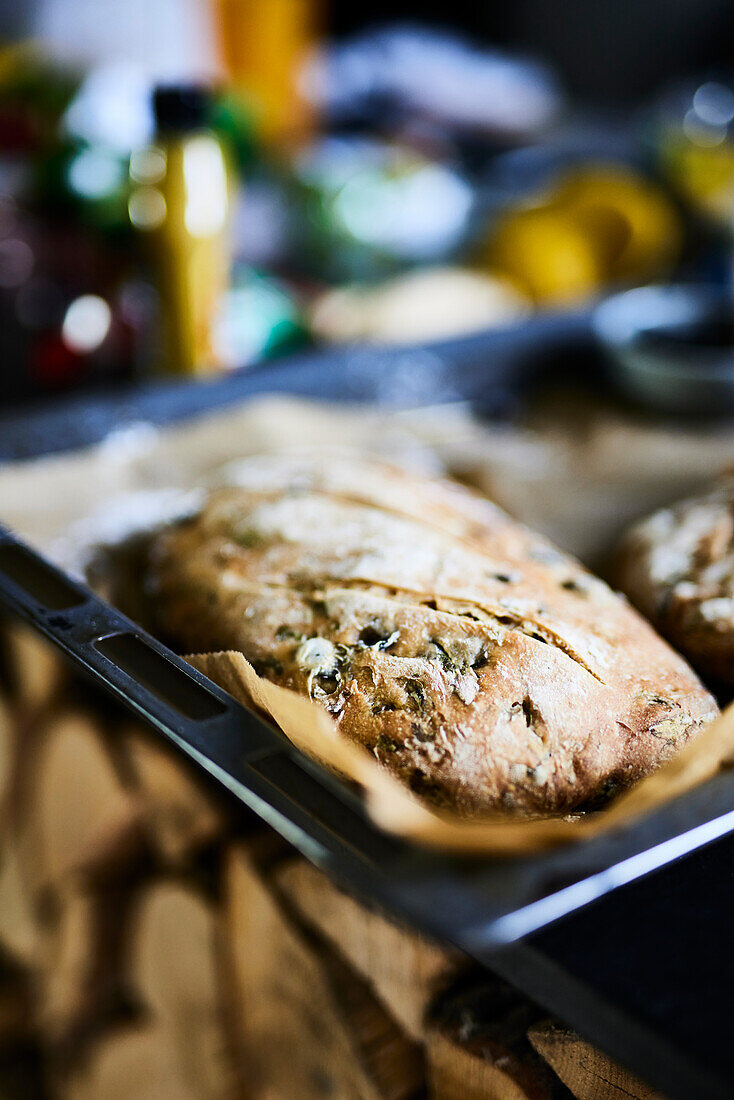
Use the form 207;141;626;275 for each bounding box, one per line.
37;882;133;1055
64;1024;210;1100
0;1040;48;1100
0;690;14;835
38;891;98;1047
225;844;424;1100
0;955;33;1049
129;881;238;1100
0;708;138;974
426;977;562;1100
528;1021;664;1100
30;712;142;893
1;621;66;716
274;856;462;1039
427;1029;562;1100
0;705;46;987
120;725;226;867
0;826;45;969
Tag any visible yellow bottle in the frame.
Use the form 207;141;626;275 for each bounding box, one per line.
213;0;320;143
129;86;232;375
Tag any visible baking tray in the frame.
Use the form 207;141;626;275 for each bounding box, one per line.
0;309;592;460
1;524;734;1100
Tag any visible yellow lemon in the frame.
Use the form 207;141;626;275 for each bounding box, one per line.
553;166;682;281
480;206;602;307
663;136;734;221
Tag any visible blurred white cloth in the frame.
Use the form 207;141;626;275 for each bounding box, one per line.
29;0;219;81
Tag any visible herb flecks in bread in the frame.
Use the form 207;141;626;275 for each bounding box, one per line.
147;455;717;817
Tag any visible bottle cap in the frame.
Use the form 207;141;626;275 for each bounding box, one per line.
153;85;211;133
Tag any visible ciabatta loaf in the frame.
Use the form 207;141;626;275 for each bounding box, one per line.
147;455;717;816
616;478;734;685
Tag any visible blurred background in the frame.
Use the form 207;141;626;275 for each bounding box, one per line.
2;0;734;416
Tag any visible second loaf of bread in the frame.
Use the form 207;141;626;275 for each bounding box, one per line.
146;454;717;817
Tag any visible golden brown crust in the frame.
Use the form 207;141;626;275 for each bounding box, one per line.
616;479;734;685
146;455;717;817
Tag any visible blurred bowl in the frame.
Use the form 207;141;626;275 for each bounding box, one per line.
593;283;734;415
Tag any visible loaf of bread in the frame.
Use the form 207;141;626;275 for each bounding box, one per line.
146;454;717;817
616;478;734;685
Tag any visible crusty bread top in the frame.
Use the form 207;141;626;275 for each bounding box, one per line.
616;479;734;685
146;454;717;817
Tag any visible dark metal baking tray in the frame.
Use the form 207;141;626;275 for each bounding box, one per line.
0;309;592;460
1;525;733;1100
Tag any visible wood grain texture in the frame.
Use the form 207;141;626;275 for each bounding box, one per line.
274;856;461;1040
427;1028;556;1100
130;881;238;1100
65;1024;210;1100
225;844;424;1100
1;621;67;715
120;725;226;866
528;1021;664;1100
32;712;142;890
